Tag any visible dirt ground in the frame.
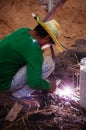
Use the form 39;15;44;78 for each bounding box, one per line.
0;0;86;130
0;0;46;39
54;0;86;47
0;0;86;47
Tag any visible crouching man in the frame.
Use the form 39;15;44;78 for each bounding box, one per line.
0;16;63;105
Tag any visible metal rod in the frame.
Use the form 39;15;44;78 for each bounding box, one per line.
43;0;67;22
48;0;53;12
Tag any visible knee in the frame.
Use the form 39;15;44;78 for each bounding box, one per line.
43;56;55;70
42;56;55;79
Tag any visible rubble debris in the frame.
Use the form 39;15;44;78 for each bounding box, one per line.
0;91;86;130
5;101;23;122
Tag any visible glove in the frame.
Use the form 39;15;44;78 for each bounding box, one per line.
49;82;56;93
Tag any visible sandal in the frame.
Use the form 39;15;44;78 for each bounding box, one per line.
9;95;40;109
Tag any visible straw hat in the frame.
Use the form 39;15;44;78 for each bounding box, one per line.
37;17;63;52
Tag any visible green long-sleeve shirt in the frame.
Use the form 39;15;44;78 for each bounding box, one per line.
0;28;51;90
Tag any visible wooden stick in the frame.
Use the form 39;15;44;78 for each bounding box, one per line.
5;101;23;122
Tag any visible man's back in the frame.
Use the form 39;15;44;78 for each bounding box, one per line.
0;28;42;90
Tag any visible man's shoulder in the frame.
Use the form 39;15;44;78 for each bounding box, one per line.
15;27;31;32
7;28;31;37
13;27;31;35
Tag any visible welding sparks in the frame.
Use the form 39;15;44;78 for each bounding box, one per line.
54;80;80;101
55;80;74;98
55;87;73;98
54;86;80;101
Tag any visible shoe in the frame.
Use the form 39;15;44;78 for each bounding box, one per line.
9;95;40;109
11;86;34;98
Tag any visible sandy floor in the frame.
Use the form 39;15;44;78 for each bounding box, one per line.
54;0;86;47
0;0;86;46
0;0;46;38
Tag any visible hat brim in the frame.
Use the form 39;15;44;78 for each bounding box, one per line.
37;17;63;52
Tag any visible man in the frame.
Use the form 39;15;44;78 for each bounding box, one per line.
0;16;63;101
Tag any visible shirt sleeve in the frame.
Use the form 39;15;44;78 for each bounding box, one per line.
19;32;51;91
26;54;51;91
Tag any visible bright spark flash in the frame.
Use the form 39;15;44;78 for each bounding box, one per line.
55;87;74;98
55;80;80;101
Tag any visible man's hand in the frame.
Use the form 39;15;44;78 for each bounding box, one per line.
49;82;56;93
